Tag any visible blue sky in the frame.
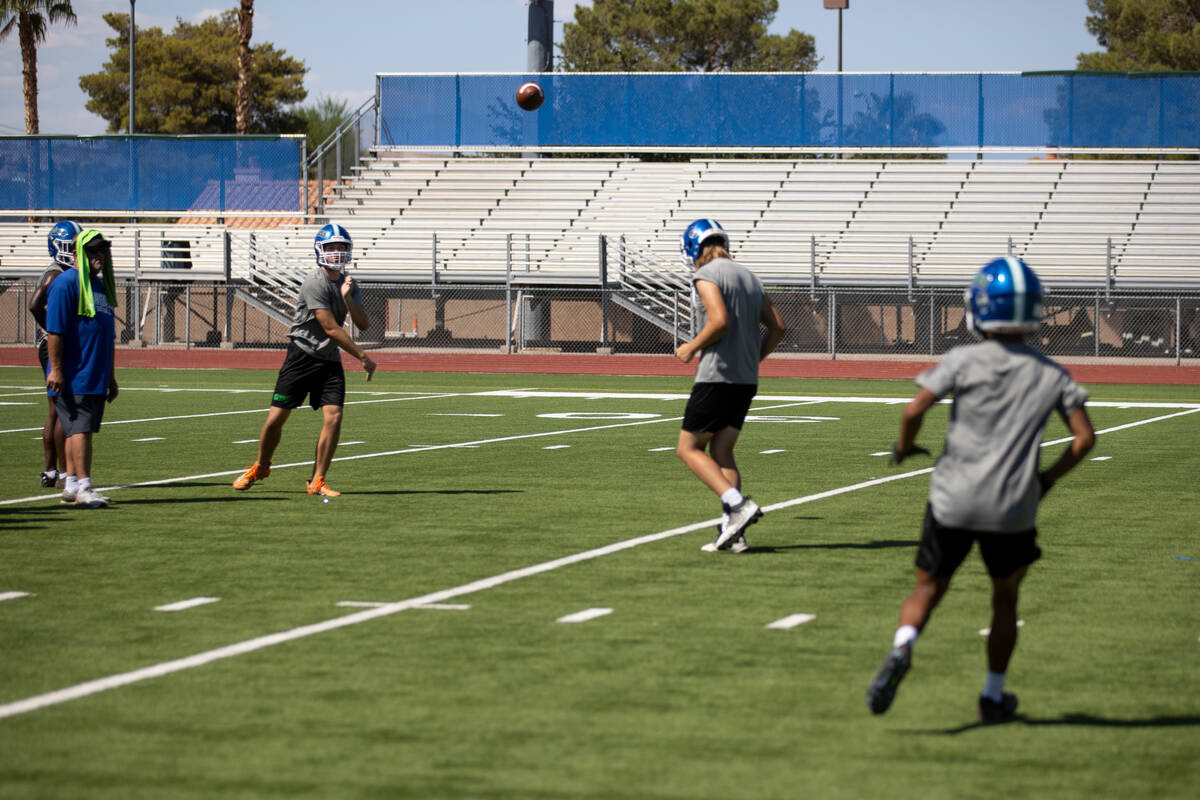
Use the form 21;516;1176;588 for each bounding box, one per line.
1;0;1100;136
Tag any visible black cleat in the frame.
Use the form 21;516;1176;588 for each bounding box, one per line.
978;692;1019;723
867;644;911;714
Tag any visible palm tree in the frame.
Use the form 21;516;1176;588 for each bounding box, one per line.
0;0;77;134
235;0;253;133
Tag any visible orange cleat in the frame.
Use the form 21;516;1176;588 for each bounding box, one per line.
233;462;270;491
306;476;341;498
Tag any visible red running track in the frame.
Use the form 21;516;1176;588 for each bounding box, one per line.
3;346;1200;385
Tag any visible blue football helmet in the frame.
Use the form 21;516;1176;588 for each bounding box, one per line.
47;220;82;268
680;218;730;267
964;256;1045;336
313;223;353;270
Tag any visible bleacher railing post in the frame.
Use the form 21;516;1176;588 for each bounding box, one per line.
907;235;914;300
1094;293;1101;358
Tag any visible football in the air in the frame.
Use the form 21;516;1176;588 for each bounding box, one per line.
516;82;545;111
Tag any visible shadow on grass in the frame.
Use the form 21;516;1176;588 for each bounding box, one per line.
0;505;70;532
764;539;917;552
345;489;523;496
915;713;1200;735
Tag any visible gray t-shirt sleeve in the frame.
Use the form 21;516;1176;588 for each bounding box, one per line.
915;348;962;398
1056;374;1089;417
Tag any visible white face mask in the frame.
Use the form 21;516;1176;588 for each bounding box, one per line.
317;243;352;270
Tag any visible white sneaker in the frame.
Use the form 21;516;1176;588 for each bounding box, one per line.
74;487;111;508
714;498;762;550
60;489;76;505
702;525;749;553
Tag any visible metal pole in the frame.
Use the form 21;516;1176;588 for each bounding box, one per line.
810;235;817;298
907;235;914;299
185;285;191;349
1105;237;1113;300
828;290;837;359
300;137;308;224
505;234;512;354
837;8;843;72
132;228;141;342
929;290;935;355
599;235;609;346
317;156;324;217
1094;293;1100;358
1177;296;1183;366
673;289;679;349
128;0;135;134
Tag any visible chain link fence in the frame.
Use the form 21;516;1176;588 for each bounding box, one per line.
2;279;1197;363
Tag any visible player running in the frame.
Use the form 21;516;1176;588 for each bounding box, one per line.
674;219;786;553
233;224;376;498
866;256;1095;723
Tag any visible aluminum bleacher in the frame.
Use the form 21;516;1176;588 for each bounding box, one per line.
4;156;1200;289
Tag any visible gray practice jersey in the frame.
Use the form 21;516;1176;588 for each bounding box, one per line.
918;339;1089;532
34;263;67;346
287;268;362;362
692;257;765;385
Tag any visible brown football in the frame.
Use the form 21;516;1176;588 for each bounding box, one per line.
515;82;545;111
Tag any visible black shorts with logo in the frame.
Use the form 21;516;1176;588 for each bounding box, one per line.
681;382;758;434
271;343;346;410
915;503;1042;580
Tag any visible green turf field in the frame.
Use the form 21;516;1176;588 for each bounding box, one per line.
1;366;1198;799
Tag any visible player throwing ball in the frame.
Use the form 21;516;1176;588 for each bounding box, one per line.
674;219;785;553
866;257;1095;723
233;224;376;498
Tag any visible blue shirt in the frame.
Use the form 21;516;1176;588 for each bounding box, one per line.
44;270;116;396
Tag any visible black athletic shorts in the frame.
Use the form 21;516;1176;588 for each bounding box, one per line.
915;503;1042;580
53;393;106;435
271;343;346;410
37;339;49;374
681;382;758;434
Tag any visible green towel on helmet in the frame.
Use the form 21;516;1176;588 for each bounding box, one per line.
75;229;117;319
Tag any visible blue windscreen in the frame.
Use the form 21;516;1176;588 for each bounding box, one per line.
0;136;301;212
378;72;1200;150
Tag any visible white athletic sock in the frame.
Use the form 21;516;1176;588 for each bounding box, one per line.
77;477;92;491
65;475;79;494
982;671;1006;701
44;469;58;479
720;488;745;508
893;624;919;650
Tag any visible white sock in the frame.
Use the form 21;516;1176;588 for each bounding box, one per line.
44;469;58;479
893;625;919;650
720;488;745;508
982;671;1006;701
78;477;92;491
65;475;79;494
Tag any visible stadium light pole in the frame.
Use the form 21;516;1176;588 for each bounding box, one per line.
128;0;135;133
823;0;848;71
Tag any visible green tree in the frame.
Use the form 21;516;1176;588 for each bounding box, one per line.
295;95;354;178
559;0;818;72
79;10;307;134
0;0;77;134
1077;0;1200;70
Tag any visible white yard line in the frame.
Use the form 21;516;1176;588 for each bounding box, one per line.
1;404;1194;720
0;391;471;435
